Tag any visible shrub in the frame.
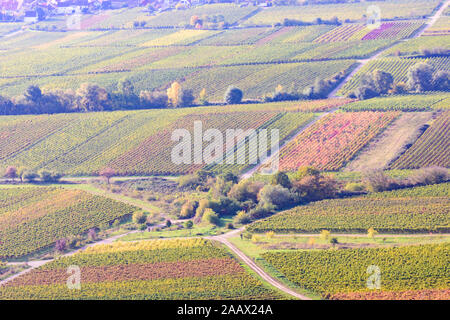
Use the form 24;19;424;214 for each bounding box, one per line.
202;208;220;226
320;230;331;241
258;185;292;209
228;180;263;203
132;211;147;224
179;200;199;219
233;210;251;225
178;174;201;188
271;171;291;189
344;182;366;192
363;170;397;192
408;166;449;186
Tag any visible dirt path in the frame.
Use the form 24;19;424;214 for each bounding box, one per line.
344;112;434;171
415;0;450;37
0;230;139;287
207;229;312;300
274;233;450;238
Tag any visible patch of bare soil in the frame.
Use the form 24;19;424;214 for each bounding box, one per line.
344;112;434;171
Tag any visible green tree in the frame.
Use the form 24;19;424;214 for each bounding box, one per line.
407;62;434;92
224;86;243;104
271;171;292;189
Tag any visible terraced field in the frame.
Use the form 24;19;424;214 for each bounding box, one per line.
0;186;137;258
0;239;282;300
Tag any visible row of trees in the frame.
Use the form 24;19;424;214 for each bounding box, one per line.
0;80;246;116
2;166;62;183
351;63;450;100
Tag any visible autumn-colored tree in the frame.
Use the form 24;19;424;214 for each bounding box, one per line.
368;227;378;239
320;230;331;241
167;82;181;107
199;88;208;105
4;166;17;181
99;167;116;184
190;15;200;26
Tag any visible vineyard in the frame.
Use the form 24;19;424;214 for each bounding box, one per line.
314;22;423;43
0;239;282;299
181;60;356;101
275;111;399;171
389;111;450;169
0;186;137;258
247;183;450;234
0;105;341;175
340;93;450;111
339;56;450;95
245;1;440;25
261;244;449;298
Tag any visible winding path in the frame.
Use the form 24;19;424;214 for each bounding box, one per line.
207;229;312;300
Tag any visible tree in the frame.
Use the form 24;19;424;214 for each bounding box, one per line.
166;219;172;228
0;95;13;115
291;174;338;202
139;90;168;108
99;167;116;184
258;184;292;209
354;85;379;100
4;166;17;181
117;78;135;96
199;88;208;105
330;237;338;246
407;63;434;92
372;70;393;94
179;89;195;108
76;83;110;112
132;211;147;224
38;170;62;183
432;70;450;91
202;208;220;226
55;239;67;253
167;82;181;107
180;200;199;219
185;220;193;229
23;171;38;183
367;227;378;239
25;85;42;103
271;171;292;189
224;86;243;104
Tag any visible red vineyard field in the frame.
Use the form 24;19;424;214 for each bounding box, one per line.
277;111;399;171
